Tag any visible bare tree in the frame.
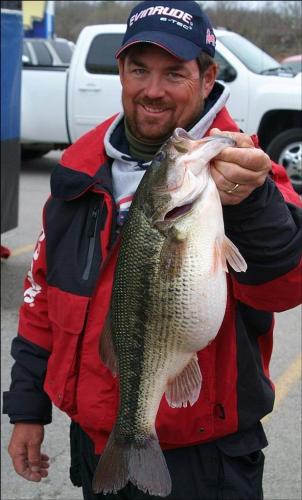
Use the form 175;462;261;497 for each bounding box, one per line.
200;0;301;59
55;1;139;42
54;0;301;59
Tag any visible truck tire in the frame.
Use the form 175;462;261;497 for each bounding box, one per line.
21;147;51;161
266;128;302;194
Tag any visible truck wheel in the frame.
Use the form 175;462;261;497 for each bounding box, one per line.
21;147;51;160
266;128;302;194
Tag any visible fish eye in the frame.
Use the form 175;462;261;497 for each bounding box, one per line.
153;151;166;164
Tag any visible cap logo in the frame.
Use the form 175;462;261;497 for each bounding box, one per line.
206;28;216;47
117;1;216;60
129;6;193;27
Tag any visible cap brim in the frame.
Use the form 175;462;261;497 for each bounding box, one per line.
115;31;202;61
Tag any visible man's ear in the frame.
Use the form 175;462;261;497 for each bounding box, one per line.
202;64;218;98
118;58;125;84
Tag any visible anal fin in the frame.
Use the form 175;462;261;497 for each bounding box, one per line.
165;354;202;408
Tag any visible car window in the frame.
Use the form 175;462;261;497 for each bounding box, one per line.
30;40;53;66
282;61;302;73
86;33;124;74
51;40;73;64
214;51;237;82
218;33;279;74
23;41;33;64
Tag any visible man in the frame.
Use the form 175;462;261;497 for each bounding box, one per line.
3;1;302;499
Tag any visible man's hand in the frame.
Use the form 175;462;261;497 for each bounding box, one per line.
209;128;271;205
8;423;49;481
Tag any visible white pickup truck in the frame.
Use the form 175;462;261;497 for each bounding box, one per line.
21;25;302;192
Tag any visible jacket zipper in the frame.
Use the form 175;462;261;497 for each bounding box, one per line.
82;203;100;281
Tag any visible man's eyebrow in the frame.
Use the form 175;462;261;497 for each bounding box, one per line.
127;56;148;67
127;57;187;72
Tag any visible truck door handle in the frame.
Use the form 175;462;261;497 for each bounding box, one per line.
78;84;101;92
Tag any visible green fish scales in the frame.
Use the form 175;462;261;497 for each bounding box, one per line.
93;130;247;496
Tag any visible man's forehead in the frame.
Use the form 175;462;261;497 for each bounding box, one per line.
125;43;187;65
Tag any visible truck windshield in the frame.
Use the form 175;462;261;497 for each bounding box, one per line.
218;33;280;74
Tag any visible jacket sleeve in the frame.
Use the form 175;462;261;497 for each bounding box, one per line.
2;223;53;424
223;172;302;312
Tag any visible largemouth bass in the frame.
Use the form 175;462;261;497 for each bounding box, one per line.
93;129;247;496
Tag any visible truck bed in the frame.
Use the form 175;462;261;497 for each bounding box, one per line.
21;66;69;145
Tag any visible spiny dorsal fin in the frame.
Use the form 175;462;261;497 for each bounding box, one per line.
165;354;202;408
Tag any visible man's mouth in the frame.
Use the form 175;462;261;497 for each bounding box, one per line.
141;104;169;114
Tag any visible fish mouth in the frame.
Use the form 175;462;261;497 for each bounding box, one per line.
164;202;193;220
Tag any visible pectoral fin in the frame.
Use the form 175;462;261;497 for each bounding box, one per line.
223;236;247;272
213;236;247;273
165;355;202;408
99;315;118;376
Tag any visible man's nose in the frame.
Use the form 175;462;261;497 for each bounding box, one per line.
144;74;165;99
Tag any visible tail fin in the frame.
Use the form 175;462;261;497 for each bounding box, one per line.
92;430;172;497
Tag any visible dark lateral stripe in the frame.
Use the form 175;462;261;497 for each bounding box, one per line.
113;206;159;439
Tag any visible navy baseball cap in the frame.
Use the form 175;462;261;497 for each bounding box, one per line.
115;0;216;61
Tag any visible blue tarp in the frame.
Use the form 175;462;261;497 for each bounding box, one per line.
1;10;23;140
1;9;23;234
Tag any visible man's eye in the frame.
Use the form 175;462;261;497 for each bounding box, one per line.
169;72;183;80
132;68;146;75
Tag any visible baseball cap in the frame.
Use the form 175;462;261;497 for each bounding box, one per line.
115;0;216;61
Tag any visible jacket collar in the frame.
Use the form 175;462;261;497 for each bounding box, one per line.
51;82;231;201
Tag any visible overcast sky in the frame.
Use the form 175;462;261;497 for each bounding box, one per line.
201;1;281;10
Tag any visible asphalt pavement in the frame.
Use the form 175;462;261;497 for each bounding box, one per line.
1;151;301;500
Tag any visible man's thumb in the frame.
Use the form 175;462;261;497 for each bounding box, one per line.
209;128;221;135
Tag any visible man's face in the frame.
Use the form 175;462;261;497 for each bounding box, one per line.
118;45;216;142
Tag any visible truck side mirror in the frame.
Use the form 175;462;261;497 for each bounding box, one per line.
218;65;237;83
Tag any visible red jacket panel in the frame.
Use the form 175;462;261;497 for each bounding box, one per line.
7;108;302;454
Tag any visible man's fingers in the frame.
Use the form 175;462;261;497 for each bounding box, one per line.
211;161;267;188
28;442;49;472
210;127;254;148
21;469;43;482
8;423;48;482
40;453;50;468
213;147;271;173
12;450;28;476
208;127;272;205
210;128;271;174
12;452;42;481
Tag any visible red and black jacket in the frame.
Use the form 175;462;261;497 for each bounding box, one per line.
3;109;302;454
